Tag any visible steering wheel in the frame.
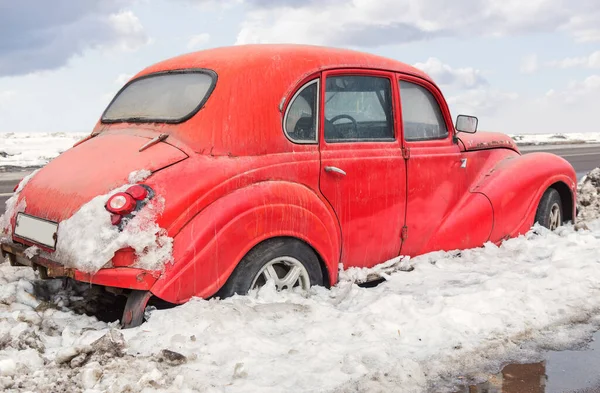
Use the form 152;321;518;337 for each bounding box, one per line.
329;114;358;138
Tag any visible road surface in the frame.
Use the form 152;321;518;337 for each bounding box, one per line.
1;144;597;209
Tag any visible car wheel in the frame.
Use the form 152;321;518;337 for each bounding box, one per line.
217;238;323;298
535;188;563;230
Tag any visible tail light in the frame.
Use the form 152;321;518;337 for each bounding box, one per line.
106;193;137;215
105;184;154;227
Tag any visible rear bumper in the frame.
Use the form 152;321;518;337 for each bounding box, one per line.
1;242;160;290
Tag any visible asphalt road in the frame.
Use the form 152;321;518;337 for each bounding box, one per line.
0;144;598;210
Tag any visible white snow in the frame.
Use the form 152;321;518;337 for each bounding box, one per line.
0;169;173;274
1;215;600;390
0;132;87;167
510;132;600;146
52;172;173;274
128;169;152;183
1;162;600;391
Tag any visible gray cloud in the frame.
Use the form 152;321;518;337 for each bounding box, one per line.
0;0;147;76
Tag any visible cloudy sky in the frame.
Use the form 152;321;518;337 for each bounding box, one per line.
0;0;598;134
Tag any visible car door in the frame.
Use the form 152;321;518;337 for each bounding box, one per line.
397;76;493;256
318;70;407;269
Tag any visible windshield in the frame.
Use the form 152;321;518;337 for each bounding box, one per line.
102;70;216;123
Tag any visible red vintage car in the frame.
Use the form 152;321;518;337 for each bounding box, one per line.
1;45;577;327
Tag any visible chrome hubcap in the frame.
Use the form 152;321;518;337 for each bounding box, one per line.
549;203;561;230
251;256;310;291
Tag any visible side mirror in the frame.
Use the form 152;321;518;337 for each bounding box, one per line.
456;115;478;134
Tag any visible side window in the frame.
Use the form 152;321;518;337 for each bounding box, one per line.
324;75;394;142
399;81;448;141
284;80;318;143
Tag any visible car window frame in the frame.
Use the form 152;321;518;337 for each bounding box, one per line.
282;78;320;145
101;68;218;125
320;69;398;145
397;74;455;145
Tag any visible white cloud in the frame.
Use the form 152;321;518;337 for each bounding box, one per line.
447;89;519;116
187;33;211;50
0;91;16;109
115;73;133;85
106;11;150;52
520;54;539;74
547;51;600;69
234;0;600;46
414;58;487;89
545;75;600;104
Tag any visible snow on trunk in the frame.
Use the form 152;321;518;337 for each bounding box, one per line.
52;172;173;273
0;169;173;274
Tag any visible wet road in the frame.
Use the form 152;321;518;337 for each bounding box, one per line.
1;144;597;208
520;143;600;179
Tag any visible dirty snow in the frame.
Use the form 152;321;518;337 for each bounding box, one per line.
0;132;87;167
1;168;600;392
1;170;600;391
510;132;600;146
578;168;600;222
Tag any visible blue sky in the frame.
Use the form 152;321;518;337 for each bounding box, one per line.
0;0;598;134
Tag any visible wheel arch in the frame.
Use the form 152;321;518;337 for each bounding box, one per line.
150;181;341;304
549;180;574;223
472;152;577;242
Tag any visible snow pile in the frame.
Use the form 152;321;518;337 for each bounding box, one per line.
0;169;39;241
3;220;600;391
53;174;173;274
0;169;173;274
578;168;600;222
510;132;600;146
0;132;87;168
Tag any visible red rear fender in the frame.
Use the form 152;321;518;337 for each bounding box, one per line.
150;181;341;303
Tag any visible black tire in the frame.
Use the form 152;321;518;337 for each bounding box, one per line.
217;238;323;298
534;188;563;230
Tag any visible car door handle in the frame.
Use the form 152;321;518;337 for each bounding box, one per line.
324;166;346;176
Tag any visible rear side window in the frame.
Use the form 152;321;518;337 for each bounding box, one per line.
284;80;318;143
324;75;394;142
399;81;448;141
102;70;216;123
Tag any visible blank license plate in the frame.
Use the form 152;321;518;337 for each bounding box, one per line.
14;213;58;249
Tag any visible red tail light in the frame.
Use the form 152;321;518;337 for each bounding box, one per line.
126;185;148;200
106;192;136;215
105;185;153;226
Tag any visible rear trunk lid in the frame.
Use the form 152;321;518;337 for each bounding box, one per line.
19;132;188;221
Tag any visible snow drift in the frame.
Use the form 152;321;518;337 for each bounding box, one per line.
0;167;599;392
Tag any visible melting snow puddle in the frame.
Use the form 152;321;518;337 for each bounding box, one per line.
459;329;600;392
2;221;600;392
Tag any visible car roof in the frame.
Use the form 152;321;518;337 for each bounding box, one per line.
101;45;439;156
135;44;433;83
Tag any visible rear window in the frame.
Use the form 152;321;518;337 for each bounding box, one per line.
102;70;216;123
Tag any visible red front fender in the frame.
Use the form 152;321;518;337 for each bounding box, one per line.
472;152;577;242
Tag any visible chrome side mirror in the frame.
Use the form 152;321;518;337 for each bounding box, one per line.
456;115;478;134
